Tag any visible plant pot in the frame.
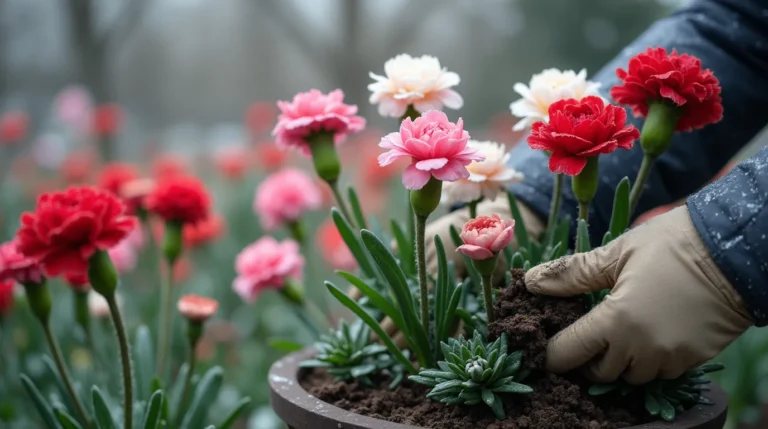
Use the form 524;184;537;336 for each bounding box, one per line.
269;348;728;429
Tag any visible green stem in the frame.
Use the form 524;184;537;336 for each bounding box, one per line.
629;154;656;217
330;181;356;229
106;293;133;429
41;323;91;428
73;290;91;347
468;200;479;219
576;201;590;252
547;174;563;232
399;105;421;123
415;214;430;337
155;260;174;378
287;220;305;245
481;275;495;323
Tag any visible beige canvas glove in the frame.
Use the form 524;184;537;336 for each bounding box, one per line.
525;206;753;384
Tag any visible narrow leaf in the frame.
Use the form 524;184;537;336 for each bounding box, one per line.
577;219;591;253
133;325;155;400
336;271;405;330
142;390;164;429
588;383;620;396
658;396;677;422
91;386;116;429
644;391;660;416
434;235;450;350
609;177;630;239
481;388;495;407
391;220;415;276
150;376;169;423
41;356;77;418
601;231;613;246
332;208;377;280
268;338;304;353
506;192;530;251
216;397;251;429
54;407;83;429
347;187;368;229
20;374;59;429
181;367;224;429
493;382;533;393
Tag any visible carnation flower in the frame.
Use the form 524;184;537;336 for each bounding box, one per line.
119;178;155;214
527;96;639;176
0;279;14;315
177;294;219;322
0;239;43;284
183;214;225;248
316;219;356;271
378;110;483;190
97;163;140;195
510;68;602;131
442;141;523;205
108;239;138;274
254;168;322;230
233;237;304;303
91;104;123;137
245;101;277;135
17;186;138;277
152;155;189;179
255;143;288;172
60;150;96;184
611;47;723;131
456;214;515;260
146;176;211;225
0;110;29;144
272;89;365;156
368;54;463;118
65;272;90;291
214;148;251;181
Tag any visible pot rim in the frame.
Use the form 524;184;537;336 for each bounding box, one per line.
269;347;728;429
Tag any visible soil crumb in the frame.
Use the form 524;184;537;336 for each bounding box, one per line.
303;269;649;429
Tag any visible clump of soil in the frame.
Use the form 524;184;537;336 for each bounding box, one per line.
303;269;650;429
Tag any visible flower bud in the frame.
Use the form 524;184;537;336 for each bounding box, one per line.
88;250;118;297
640;102;681;158
22;280;52;325
281;279;305;305
571;156;599;205
410;177;443;218
163;220;184;264
307;132;341;184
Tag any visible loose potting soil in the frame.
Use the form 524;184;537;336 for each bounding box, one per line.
303;269;650;429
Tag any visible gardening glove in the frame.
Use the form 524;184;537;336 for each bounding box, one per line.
349;197;545;348
525;206;753;384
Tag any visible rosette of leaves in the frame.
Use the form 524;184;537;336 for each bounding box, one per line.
588;362;724;422
300;320;406;388
409;331;532;419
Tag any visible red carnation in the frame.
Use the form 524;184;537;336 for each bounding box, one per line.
92;104;123;137
0;110;29;145
64;272;90;291
527;96;639;176
0;279;14;316
183;214;225;248
97;163;140;195
146;176;211;224
610;47;722;132
16;187;138;277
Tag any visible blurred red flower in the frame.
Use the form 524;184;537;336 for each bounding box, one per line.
152;154;189;179
146;176;211;224
0;238;43;284
120;178;155;214
254;142;288;172
64;272;90;291
183;214;225;248
316;219;357;271
91;104;123;137
60;150;98;184
97;162;140;195
0;110;29;145
214;148;251;181
0;279;14;316
17;186;137;277
244;101;277;135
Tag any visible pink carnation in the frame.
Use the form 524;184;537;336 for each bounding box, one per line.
0;239;43;284
316;219;357;271
233;237;304;302
378;110;483;190
272;89;366;156
108;239;138;274
177;294;219;322
456;214;515;260
254;168;322;230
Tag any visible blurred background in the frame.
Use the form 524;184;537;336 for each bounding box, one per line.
1;0;767;428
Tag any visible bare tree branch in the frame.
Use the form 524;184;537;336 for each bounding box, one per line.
101;0;149;54
383;0;445;55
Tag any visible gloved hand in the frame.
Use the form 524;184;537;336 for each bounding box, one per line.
525;206;753;384
348;196;545;347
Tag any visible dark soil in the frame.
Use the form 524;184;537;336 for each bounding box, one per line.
303;269;651;429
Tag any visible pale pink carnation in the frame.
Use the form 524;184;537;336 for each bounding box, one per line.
108;239;138;274
254;168;322;230
456;214;515;260
233;237;304;303
177;294;219;322
272;89;366;156
378;110;483;190
0;239;43;284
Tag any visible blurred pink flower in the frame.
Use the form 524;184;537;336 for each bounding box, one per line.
0;111;29;145
254;168;322;230
272;89;365;156
0;239;43;284
54;86;92;131
456;214;515;260
108;239;138;274
233;237;304;303
177;294;218;322
316;219;357;271
378;110;482;190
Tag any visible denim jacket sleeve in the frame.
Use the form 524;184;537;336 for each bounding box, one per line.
507;0;768;323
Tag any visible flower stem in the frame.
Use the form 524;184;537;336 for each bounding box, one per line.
415;214;430;337
41;323;91;428
629;154;656;216
106;293;133;429
547;174;563;232
576;201;590;252
155;260;174;378
330;181;356;228
468;200;479;219
177;347;196;422
481;274;495;323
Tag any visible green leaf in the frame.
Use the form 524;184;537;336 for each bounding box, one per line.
20;375;59;429
506;192;530;252
408;376;439;386
91;387;116;429
511;252;524;269
332;208;377;280
554;215;571;253
601;231;613;246
391;220;415;276
336;271;405;331
577;219;591;253
644;391;660;416
490;395;505;419
360;230;431;367
493;382;533;393
434;234;451;352
181;367;224;429
350;364;377;378
347;187;368;229
168;363;189;422
142;390;164;429
133;325;155;400
657;396;677;422
326;283;417;373
440;285;462;348
150;376;169;423
588;383;620;396
216;397;251;429
419;370;455;379
268;338;304;353
481;389;495;407
609;177;630;239
54;407;83;429
41;356;77;418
